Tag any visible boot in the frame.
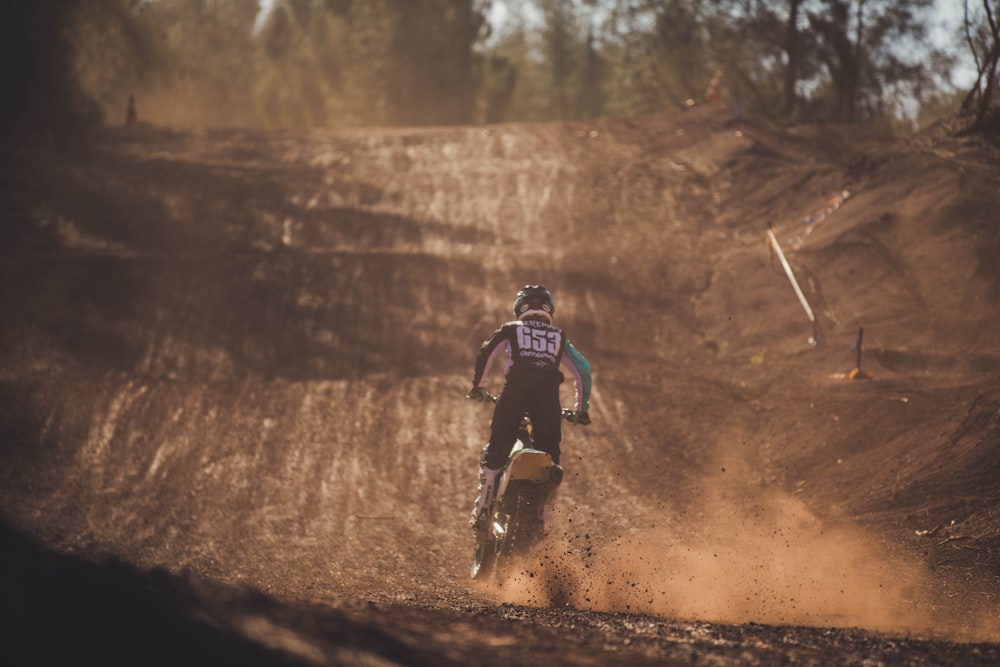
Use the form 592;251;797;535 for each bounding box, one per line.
470;465;501;532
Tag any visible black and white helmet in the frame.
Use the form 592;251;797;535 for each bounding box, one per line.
513;285;554;324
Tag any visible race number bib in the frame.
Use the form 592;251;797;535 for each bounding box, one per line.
515;323;561;364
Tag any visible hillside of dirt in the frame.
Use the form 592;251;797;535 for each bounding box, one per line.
1;106;999;665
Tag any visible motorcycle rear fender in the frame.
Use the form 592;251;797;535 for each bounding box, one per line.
496;448;561;500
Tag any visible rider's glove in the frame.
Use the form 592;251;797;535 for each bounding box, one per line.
569;410;591;426
466;387;490;402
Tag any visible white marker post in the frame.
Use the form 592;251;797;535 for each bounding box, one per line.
767;228;820;346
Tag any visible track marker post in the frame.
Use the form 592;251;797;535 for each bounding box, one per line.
766;227;820;346
849;327;872;380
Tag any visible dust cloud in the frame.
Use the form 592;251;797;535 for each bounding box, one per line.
490;461;1000;643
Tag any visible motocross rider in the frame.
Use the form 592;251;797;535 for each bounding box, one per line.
467;285;592;532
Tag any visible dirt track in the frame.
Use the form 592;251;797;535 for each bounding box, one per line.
2;106;1000;665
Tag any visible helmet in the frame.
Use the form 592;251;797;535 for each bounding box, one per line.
513;285;554;323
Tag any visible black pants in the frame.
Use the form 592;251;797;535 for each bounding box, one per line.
483;370;563;469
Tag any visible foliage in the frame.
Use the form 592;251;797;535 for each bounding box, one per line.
961;0;1000;132
18;0;982;132
0;0;102;147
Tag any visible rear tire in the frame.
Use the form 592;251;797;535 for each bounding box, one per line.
494;482;541;584
471;530;495;579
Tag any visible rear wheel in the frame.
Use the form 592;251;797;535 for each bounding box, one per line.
494;482;541;584
471;530;495;579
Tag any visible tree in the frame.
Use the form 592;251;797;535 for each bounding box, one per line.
257;0;346;127
475;2;565;122
594;0;714;117
0;0;102;146
203;0;492;127
962;0;1000;130
784;0;804;117
40;0;971;130
707;0;789;121
539;0;581;118
808;0;862;121
804;0;946;124
578;29;607;117
382;0;489;125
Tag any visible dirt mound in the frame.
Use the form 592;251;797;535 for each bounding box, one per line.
1;107;999;663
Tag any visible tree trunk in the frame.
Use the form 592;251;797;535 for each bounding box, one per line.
784;0;802;118
975;0;1000;128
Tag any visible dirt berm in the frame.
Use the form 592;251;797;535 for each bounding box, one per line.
1;106;999;665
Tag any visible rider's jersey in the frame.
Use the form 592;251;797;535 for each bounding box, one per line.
472;319;592;412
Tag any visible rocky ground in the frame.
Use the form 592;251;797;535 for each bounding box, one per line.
1;105;999;665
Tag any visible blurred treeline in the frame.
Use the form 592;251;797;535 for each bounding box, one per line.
1;0;990;137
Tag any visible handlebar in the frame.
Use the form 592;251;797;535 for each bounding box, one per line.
466;389;584;423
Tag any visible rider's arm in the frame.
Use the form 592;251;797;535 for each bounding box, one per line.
560;338;592;413
472;325;513;388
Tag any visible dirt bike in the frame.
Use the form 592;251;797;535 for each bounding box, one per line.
469;393;576;582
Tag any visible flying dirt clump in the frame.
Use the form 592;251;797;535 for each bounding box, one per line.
493;489;938;631
490;437;1000;644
